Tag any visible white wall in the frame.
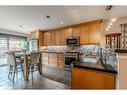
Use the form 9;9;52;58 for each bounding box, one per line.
0;28;29;40
100;17;127;47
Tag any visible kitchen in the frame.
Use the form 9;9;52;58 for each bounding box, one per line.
0;6;127;90
32;19;117;89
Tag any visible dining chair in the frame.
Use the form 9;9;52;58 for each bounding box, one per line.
6;52;23;82
29;52;41;81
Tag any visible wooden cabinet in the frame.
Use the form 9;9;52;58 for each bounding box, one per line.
49;53;57;67
42;53;49;65
72;67;116;89
30;31;39;39
38;30;44;47
78;21;101;45
72;26;80;36
42;53;64;68
105;33;121;48
64;27;73;38
89;22;100;44
50;31;56;45
43;32;51;46
30;30;44;47
57;54;64;68
55;30;61;45
42;20;102;46
79;25;90;45
59;29;65;45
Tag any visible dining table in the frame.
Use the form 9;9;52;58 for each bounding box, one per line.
16;52;42;81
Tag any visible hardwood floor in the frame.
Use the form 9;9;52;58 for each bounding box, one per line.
0;66;71;89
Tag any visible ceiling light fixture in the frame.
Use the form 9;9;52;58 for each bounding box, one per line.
111;18;117;22
60;21;63;24
46;15;50;19
106;28;109;31
19;25;23;28
106;5;112;11
107;26;111;28
109;22;113;26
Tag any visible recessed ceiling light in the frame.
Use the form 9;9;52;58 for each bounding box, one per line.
106;28;109;31
109;22;113;26
107;26;111;29
19;25;23;28
46;15;50;19
60;21;63;24
111;18;117;22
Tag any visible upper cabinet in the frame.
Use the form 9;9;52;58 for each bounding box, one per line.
72;26;80;37
30;30;44;48
30;31;39;39
55;30;61;45
40;20;102;46
89;22;100;44
43;31;51;46
79;24;90;45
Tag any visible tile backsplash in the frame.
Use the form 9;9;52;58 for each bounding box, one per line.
40;45;101;55
40;45;117;71
101;48;117;71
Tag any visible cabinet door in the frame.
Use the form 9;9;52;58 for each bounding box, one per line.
38;31;44;47
64;28;73;39
79;25;90;45
57;54;64;68
30;31;39;39
43;32;51;46
60;29;65;45
55;30;60;45
49;53;57;67
72;26;80;36
42;53;49;65
89;23;100;44
50;31;56;45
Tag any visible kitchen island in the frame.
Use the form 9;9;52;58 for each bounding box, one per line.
71;58;117;89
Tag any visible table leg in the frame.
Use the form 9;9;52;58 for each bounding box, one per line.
23;55;29;81
39;54;42;74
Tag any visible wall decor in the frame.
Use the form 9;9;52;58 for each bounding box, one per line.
120;23;127;49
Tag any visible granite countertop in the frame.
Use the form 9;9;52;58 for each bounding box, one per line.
73;58;117;74
41;51;64;54
41;51;85;54
115;49;127;53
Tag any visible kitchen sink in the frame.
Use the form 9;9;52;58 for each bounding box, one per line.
81;55;99;63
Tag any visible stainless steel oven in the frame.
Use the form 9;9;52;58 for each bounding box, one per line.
64;52;78;67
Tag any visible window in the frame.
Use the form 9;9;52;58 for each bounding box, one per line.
0;33;27;66
9;36;27;51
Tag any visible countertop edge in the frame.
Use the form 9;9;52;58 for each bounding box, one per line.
115;49;127;53
73;64;117;74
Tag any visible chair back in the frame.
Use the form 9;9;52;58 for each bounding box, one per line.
6;52;16;66
30;52;41;64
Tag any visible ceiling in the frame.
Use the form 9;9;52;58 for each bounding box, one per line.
0;6;127;34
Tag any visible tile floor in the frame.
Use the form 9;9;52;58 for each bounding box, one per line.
0;66;71;90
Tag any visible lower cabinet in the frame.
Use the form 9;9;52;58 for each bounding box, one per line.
42;53;49;65
72;67;116;89
57;54;64;68
49;53;57;67
42;53;64;68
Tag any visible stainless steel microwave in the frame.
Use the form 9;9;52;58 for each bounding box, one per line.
66;36;80;46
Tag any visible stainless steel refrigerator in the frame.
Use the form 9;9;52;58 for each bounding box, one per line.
29;39;39;52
